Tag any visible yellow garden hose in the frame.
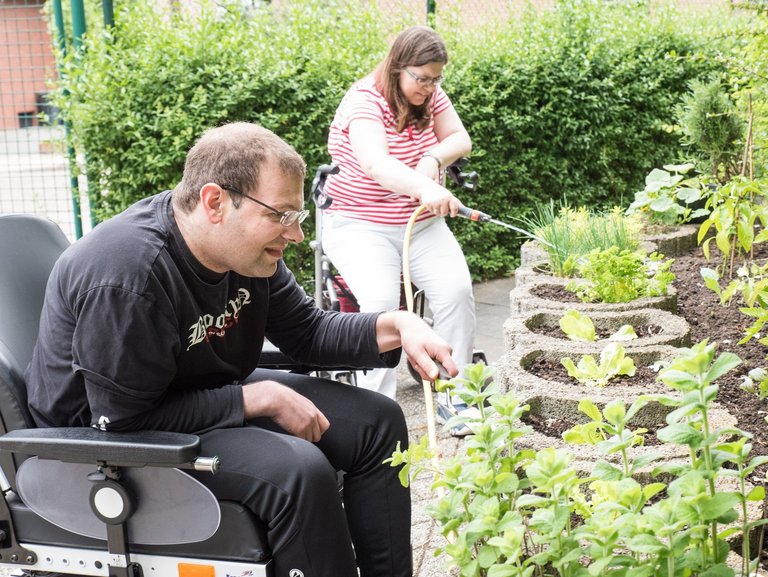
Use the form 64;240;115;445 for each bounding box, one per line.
402;204;444;495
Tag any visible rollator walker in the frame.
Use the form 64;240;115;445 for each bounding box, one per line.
306;160;488;384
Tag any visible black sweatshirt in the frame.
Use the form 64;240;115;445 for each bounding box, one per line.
26;192;399;434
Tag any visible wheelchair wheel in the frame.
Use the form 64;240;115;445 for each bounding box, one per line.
315;369;358;387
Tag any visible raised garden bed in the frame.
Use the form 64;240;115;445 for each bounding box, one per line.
504;307;691;350
509;276;678;315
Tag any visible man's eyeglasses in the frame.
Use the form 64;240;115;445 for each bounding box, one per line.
403;68;443;87
220;185;309;226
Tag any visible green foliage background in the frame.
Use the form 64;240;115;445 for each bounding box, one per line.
54;0;751;286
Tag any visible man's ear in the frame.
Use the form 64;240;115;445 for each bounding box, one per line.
199;183;225;223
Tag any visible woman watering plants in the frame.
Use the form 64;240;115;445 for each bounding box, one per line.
322;25;476;436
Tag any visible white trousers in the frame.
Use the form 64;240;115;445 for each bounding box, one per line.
322;213;476;399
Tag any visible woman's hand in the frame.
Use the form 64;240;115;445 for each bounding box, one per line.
419;186;463;217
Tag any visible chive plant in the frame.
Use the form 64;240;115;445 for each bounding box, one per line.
519;201;642;277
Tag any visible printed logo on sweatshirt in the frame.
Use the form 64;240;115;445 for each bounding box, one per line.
187;288;252;350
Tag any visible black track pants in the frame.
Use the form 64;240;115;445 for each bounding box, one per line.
190;370;412;577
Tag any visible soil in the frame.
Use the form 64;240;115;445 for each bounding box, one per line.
528;321;663;340
529;244;768;475
672;246;768;472
531;283;584;303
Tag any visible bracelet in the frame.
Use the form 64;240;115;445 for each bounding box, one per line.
422;151;442;170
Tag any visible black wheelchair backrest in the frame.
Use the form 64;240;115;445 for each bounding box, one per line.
0;214;70;478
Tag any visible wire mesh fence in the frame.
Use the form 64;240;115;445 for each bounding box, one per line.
0;0;87;241
0;0;736;240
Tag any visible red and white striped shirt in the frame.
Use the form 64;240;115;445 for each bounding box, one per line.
325;75;453;225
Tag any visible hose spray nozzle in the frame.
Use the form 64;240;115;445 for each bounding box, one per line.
457;205;491;223
456;205;555;247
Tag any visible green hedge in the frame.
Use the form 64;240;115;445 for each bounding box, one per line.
55;0;744;285
444;2;740;277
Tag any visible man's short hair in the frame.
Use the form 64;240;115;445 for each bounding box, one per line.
174;122;307;212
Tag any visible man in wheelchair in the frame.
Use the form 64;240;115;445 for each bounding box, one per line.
21;122;458;577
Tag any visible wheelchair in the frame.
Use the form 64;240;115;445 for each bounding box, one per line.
0;214;275;577
306;160;488;384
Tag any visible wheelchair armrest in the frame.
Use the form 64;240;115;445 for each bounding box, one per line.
0;427;201;468
259;340;368;373
260;339;321;373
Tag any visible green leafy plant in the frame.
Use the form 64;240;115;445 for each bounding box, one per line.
738;367;768;411
560;341;637;387
701;260;768;342
697;176;768;280
565;247;675;303
559;309;637;342
563;398;658;480
389;343;766;577
652;340;768;575
701;261;768;413
626;162;710;225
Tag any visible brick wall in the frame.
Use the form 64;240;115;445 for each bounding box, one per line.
0;1;57;131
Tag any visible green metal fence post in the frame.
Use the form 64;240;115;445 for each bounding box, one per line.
102;0;115;29
69;0;97;230
53;0;84;239
71;0;86;49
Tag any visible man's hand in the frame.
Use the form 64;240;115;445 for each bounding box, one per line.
242;380;330;442
376;311;459;382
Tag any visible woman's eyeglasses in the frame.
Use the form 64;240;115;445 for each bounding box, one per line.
403;68;443;87
220;185;309;226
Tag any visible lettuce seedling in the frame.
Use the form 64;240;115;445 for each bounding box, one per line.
560;342;637;387
559;309;638;342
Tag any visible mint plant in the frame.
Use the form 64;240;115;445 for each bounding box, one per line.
565;247;675;303
650;340;768;575
563;398;658;479
388;343;765;577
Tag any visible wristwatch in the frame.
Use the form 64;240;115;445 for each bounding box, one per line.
421;151;442;170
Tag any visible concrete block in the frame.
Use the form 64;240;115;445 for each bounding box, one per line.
640;223;700;257
508;275;678;315
503;307;691;351
497;344;682;427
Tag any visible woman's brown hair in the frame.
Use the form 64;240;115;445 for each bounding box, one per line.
374;26;448;133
